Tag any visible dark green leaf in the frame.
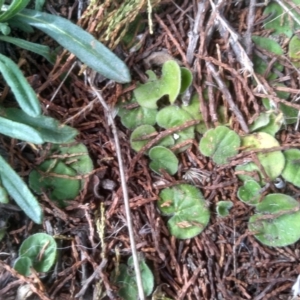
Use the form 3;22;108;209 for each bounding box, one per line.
0;54;41;117
3;107;78;143
0;0;30;22
12;9;131;83
0;155;43;224
0;35;54;63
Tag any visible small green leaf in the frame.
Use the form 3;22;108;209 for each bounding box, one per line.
0;116;43;143
14;233;57;275
29;160;81;207
50;143;94;176
235;162;263;184
289;35;300;68
0;0;30;22
180;67;193;94
237;180;262;205
0;54;41;117
282;149;300;187
199;126;240;165
249;113;270;132
149;146;178;175
156;106;194;152
263;2;300;37
117;97;157;130
158;184;210;239
2;107;78;143
216;201;233;217
114;255;154;299
0;155;43;224
134;60;181;108
250;112;283;136
130;125;157;152
262;84;298;125
0;22;10;35
14;257;32;276
249;194;300;247
241;132;285;180
0;35;54;63
12;9;131;83
252;36;284;80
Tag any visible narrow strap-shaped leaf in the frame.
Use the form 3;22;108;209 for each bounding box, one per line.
3;107;78;143
11;9;131;83
0;35;55;63
0;154;43;224
0;54;41;116
0;0;30;22
0;116;43;143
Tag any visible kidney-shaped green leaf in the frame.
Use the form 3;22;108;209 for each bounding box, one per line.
134;60;181;108
237;180;261;205
158;184;210;239
216;201;233;217
114;255;154;299
157;106;195;152
199;126;240;165
12;9;131;83
29;160;81;207
249;194;300;247
282;149;300;187
149;146;178;175
241;132;285;180
14;256;32;276
14;233;57;275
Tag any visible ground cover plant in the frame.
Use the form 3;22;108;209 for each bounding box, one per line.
2;1;300;300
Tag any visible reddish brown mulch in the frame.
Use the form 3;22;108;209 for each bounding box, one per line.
0;1;300;300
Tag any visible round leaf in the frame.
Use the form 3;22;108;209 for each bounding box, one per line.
29;160;81;207
237;180;261;205
199;126;240;165
249;194;300;247
289;35;300;68
117;97;157;130
241;132;285;180
282;149;300;187
51;143;94;176
130;125;157;152
156;106;194;152
149;146;178;175
216;201;233;217
158;184;210;239
14;256;32;276
15;233;57;274
114;255;154;299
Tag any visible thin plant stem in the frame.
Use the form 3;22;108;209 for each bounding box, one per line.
88;80;145;300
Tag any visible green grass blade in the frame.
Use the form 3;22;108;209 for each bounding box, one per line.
12;9;131;83
0;35;55;63
0;54;41;117
0;154;43;224
0;0;30;22
3;107;78;143
0;115;43;143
